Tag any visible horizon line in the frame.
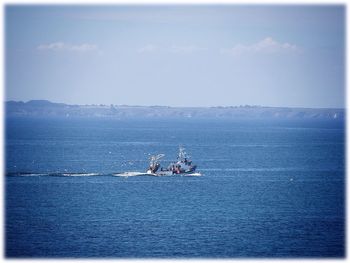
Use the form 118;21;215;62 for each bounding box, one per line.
5;99;345;110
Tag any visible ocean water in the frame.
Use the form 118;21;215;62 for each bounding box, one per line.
6;117;345;258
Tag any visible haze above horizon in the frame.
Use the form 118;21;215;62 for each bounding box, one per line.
6;5;345;108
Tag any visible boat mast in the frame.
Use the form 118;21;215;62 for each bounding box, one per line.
150;154;165;166
178;146;187;161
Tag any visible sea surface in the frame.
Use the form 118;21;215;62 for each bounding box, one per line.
5;117;345;258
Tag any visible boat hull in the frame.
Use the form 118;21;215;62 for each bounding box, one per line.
147;169;200;176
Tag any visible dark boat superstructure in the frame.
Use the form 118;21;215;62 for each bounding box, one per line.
147;147;197;175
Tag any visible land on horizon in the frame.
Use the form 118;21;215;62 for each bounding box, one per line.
5;100;344;120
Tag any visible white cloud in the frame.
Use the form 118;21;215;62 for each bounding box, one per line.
37;42;99;53
221;37;298;56
137;44;159;53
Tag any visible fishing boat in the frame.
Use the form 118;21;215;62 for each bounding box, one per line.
146;147;199;176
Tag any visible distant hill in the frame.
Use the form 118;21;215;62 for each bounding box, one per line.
5;100;345;120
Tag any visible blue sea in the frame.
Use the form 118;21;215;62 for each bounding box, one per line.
5;117;345;258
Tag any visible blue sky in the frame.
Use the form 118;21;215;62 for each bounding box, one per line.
5;5;345;108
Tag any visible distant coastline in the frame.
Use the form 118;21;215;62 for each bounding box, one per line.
5;100;344;120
